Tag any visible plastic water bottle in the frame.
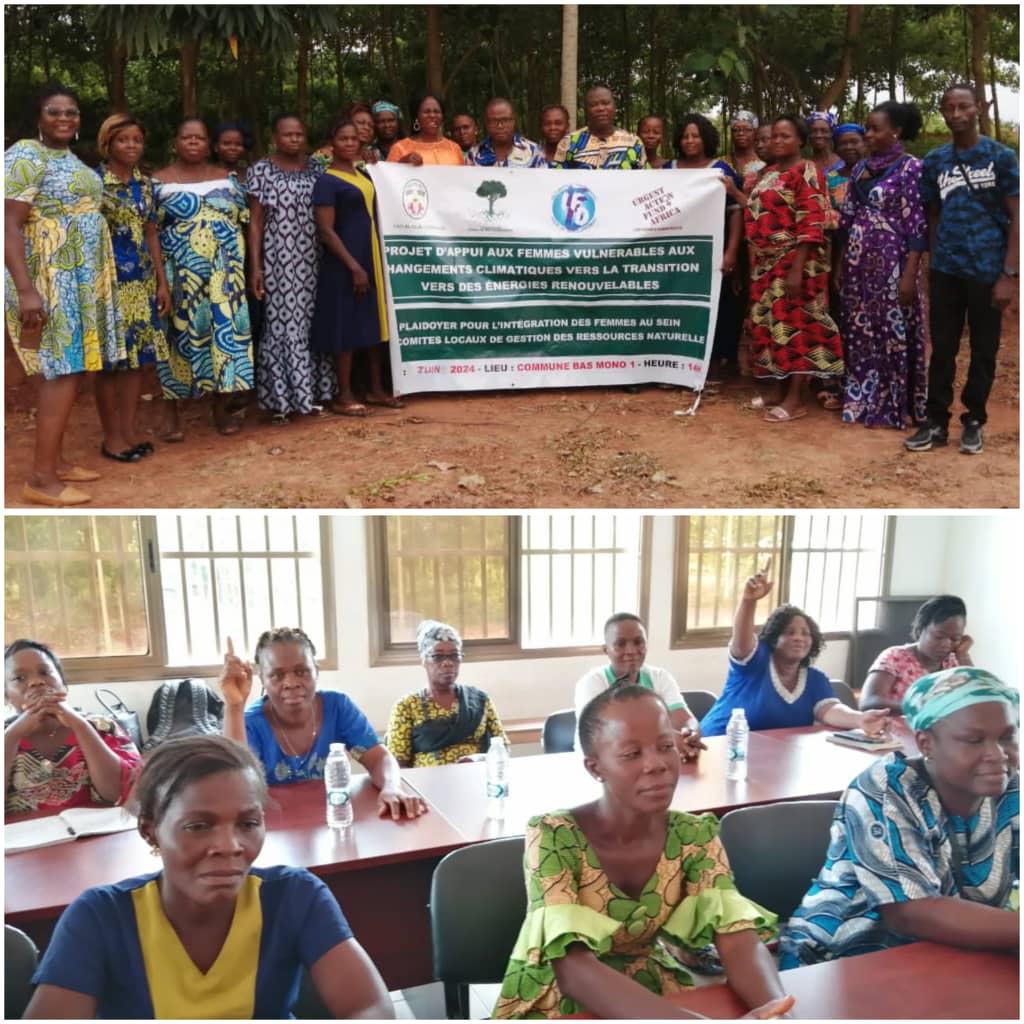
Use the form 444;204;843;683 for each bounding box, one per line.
486;737;510;818
325;742;353;830
725;709;749;781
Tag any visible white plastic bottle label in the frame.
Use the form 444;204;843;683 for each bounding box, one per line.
328;788;351;807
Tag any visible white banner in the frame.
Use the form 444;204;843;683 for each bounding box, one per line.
369;164;724;395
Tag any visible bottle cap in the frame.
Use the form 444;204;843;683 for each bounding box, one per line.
329;742;347;754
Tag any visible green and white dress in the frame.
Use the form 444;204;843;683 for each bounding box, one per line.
493;810;776;1018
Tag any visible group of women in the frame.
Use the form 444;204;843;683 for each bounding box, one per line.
6;579;1017;1019
5;86;409;508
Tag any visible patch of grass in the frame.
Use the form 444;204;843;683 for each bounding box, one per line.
352;471;433;500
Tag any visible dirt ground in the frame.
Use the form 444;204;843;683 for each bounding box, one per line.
4;300;1019;510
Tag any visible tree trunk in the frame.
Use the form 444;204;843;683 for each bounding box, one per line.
425;5;443;95
561;4;578;130
619;7;631;127
971;5;993;136
297;23;312;126
888;7;899;99
109;37;128;112
238;39;263;156
989;51;1001;142
335;35;346;108
819;4;863;109
181;35;200;115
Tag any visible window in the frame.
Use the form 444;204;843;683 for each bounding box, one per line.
372;514;647;661
672;515;891;645
4;515;334;682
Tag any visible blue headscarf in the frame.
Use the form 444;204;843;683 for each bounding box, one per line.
902;667;1019;732
833;122;864;139
807;110;837;130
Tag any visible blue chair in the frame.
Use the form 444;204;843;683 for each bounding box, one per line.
541;709;576;753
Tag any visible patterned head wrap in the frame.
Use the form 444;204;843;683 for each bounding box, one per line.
415;620;463;661
807;110;837;129
372;100;402;119
902;667;1019;732
833;122;865;139
731;110;758;129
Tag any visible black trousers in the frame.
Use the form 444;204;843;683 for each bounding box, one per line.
925;270;1003;427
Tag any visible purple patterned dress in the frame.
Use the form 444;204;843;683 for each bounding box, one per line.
838;154;928;428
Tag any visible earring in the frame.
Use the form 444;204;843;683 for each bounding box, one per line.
38;129;43;143
148;843;161;857
74;130;79;142
413;118;421;133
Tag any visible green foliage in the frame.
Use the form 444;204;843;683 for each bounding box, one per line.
4;4;1018;161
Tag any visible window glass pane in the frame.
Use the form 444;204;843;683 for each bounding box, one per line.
521;513;642;648
210;515;240;553
267;516;296;553
384;517;510;644
5;517;149;659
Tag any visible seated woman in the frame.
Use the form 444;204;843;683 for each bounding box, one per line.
386;620;508;767
220;628;425;819
493;685;794;1020
5;639;141;815
781;667;1018;968
859;595;974;714
700;570;890;737
24;734;395;1019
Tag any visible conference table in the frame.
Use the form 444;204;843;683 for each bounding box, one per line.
5;724;927;993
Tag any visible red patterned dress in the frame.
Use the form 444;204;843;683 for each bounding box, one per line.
744;160;844;380
5;713;141;814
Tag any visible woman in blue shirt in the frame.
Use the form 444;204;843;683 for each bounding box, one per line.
220;627;425;820
700;567;891;737
25;735;394;1019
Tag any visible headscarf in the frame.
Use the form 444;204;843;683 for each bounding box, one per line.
902;667;1019;732
731;110;758;129
372;100;402;119
415;619;463;661
807;110;837;129
833;122;864;139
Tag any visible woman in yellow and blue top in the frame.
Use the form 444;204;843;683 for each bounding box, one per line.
25;735;394;1019
386;620;508;767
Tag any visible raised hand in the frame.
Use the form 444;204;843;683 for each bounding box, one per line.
742;570;774;603
219;635;254;708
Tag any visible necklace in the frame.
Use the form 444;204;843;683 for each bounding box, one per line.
270;697;320;758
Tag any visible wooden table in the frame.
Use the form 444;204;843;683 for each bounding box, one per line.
665;942;1018;1019
4;776;466;990
403;726;918;841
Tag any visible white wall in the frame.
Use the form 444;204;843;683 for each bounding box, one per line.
65;513;1014;730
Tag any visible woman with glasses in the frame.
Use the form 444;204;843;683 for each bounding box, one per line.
5;84;123;506
386;621;508;767
219;627;426;819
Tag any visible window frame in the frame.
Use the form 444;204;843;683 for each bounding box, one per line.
670;515;895;649
368;516;652;666
21;515;338;685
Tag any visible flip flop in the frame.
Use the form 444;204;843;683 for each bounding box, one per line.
764;405;808;423
159;429;184;443
816;392;842;411
22;483;91;507
331;401;369;418
748;395;766;410
101;444;142;462
57;466;101;483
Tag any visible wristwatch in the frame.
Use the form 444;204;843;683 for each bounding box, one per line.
1002;266;1019;278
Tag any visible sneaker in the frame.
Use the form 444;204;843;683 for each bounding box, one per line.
959;420;984;454
904;422;948;452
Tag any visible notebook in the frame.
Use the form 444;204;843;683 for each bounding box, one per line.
826;729;903;753
5;806;136;854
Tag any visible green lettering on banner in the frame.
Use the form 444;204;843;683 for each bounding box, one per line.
371;165;726;393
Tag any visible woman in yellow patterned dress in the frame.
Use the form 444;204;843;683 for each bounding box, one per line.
494;685;793;1020
386;621;508;768
5;85;123;506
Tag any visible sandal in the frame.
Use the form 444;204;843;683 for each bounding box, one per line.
57;465;101;483
364;395;406;409
330;401;370;418
764;405;808;423
22;483;91;507
817;392;842;411
101;444;142;463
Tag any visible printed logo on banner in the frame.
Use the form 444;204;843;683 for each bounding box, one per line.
402;179;428;219
552;185;596;232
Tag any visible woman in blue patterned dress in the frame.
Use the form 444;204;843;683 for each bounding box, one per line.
94;114;171;462
247;114;335;421
781;667;1019;967
153;117;253;440
4;85;123;506
833;102;927;429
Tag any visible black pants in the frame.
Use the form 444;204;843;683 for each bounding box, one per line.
925;270;1003;427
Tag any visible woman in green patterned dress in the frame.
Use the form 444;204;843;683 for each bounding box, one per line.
494;685;793;1020
4;85;123;506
